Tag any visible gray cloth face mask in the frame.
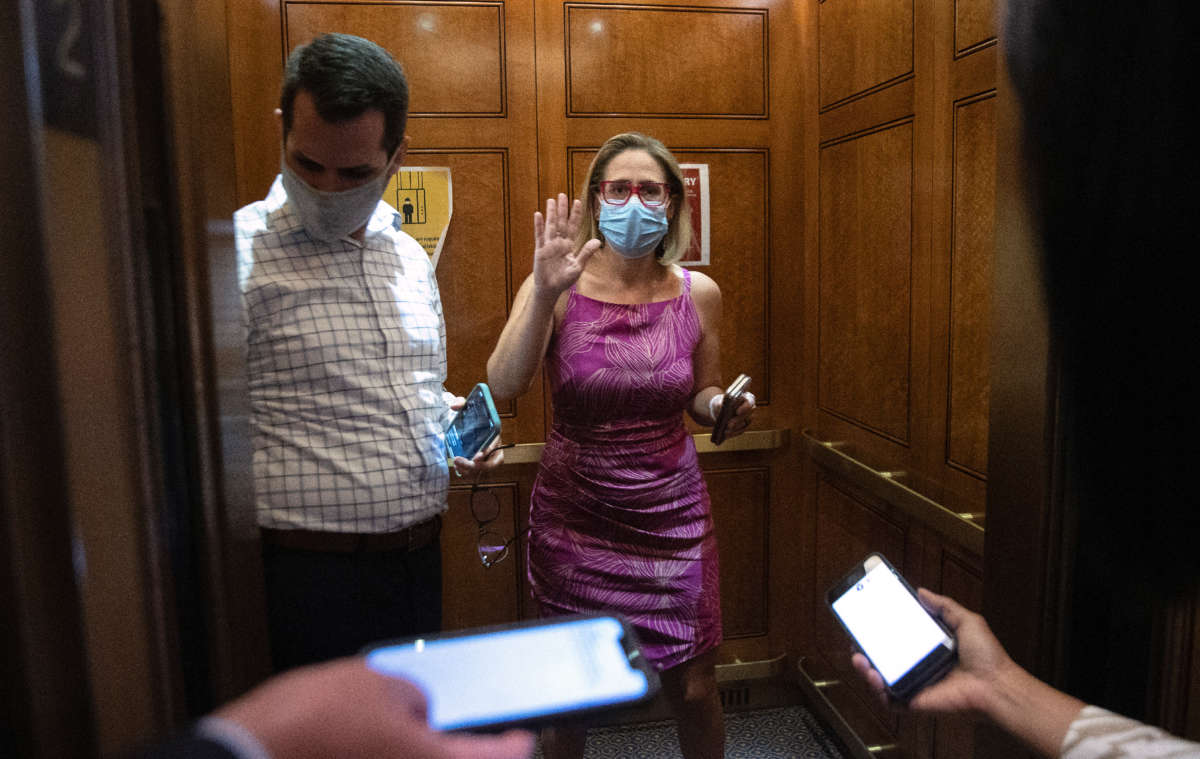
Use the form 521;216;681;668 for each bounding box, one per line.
280;157;392;243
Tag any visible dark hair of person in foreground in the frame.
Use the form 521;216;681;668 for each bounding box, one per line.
1005;1;1198;597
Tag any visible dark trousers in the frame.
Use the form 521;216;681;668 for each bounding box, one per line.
261;537;442;672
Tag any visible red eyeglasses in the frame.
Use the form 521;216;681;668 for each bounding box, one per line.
596;180;671;207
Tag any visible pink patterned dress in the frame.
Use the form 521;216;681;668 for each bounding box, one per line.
528;268;722;671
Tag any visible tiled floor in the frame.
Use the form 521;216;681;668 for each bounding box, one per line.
532;705;847;759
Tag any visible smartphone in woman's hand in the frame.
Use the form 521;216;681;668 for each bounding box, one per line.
710;374;750;445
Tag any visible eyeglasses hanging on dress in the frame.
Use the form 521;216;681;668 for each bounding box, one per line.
469;443;517;568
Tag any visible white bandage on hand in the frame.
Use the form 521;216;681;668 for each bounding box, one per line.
708;393;724;425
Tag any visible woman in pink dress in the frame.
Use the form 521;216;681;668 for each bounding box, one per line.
487;132;755;759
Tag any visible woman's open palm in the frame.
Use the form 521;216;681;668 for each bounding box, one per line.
533;193;601;297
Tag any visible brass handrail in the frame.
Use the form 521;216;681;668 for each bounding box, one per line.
801;429;984;555
498;428;789;466
796;657;897;759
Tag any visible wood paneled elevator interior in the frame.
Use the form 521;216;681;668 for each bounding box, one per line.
3;2;1198;757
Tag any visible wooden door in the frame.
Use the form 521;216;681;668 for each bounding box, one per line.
225;0;808;669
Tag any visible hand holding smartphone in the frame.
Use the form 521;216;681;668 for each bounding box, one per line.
445;383;502;462
710;374;751;445
827;553;956;701
364;614;659;732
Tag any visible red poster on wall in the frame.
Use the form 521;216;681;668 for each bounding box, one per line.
679;164;710;265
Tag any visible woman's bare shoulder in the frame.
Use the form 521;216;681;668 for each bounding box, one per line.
682;266;721;309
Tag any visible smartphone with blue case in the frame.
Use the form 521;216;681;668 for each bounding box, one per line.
445;383;502;461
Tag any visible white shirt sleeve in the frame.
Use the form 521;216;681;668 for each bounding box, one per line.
194;715;274;759
1061;706;1200;758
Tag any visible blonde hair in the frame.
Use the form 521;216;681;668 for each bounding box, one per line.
574;132;693;265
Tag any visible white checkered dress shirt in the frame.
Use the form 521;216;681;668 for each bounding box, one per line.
236;176;453;533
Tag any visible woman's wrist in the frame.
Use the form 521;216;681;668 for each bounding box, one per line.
531;275;571;306
707;393;723;425
981;659;1085;756
976;658;1030;721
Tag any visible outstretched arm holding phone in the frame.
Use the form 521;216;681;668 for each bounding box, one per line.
851;589;1081;756
133;658;534;759
851;589;1200;758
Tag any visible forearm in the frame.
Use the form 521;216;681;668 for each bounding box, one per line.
687;385;723;426
685;271;724;427
980;661;1086;757
487;287;557;402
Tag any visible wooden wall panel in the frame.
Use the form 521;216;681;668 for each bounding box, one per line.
818;123;915;444
819;78;914;144
818;0;914;108
675;150;771;405
227;0;283;206
813;475;907;730
940;550;982;611
813;478;906;650
929;4;995;511
931;549;983;758
707;468;769;638
442;480;522;630
955;0;995;54
946;95;995;477
809;0;996;515
405;150;514;414
564;5;767;117
284;2;506;116
804;0;1000;751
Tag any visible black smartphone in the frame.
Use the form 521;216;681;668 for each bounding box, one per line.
364;614;660;732
710;374;751;445
826;553;957;701
444;383;501;461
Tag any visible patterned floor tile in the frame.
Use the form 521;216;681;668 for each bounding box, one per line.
531;705;846;758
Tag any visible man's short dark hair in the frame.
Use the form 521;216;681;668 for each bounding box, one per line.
280;33;409;156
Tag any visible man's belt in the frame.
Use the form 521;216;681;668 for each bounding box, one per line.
260;515;442;553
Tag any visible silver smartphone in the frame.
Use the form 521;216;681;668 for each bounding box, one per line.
827;553;957;700
364;614;660;732
710;373;751;445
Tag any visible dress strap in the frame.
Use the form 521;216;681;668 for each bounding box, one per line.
681;266;692;294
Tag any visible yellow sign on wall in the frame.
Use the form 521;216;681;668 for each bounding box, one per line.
386;167;453;268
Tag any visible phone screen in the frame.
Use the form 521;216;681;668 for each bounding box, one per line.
445;384;499;460
365;616;651;731
831;562;953;686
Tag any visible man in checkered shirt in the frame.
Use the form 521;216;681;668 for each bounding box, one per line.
235;33;500;672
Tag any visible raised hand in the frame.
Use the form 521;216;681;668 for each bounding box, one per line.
532;193;602;299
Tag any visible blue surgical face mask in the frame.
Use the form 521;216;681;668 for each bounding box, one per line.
281;156;391;243
598;199;669;259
